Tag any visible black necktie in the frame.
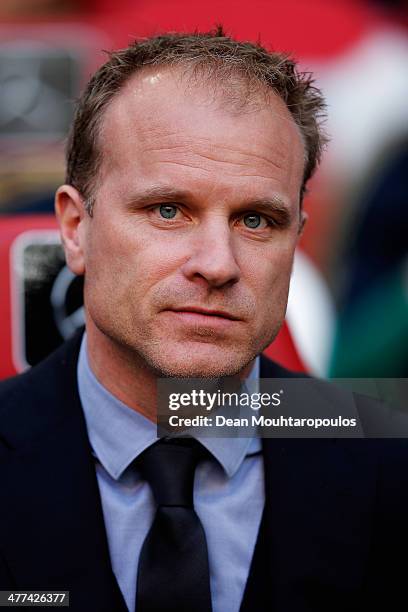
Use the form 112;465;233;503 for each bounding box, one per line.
136;438;213;612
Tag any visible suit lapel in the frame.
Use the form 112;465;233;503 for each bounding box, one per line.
0;332;127;611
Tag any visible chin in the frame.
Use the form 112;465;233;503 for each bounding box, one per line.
144;342;253;379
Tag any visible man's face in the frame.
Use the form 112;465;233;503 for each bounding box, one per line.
75;69;305;377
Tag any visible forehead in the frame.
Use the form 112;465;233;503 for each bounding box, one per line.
98;67;305;201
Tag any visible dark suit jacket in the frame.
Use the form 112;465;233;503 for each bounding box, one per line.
1;331;408;611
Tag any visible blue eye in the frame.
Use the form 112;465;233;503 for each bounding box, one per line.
243;214;262;228
159;205;178;219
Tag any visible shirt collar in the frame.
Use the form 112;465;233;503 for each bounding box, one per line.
77;333;261;480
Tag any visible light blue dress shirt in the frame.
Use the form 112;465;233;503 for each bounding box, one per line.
77;335;264;612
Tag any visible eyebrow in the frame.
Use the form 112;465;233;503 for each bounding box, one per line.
125;187;294;224
125;186;193;207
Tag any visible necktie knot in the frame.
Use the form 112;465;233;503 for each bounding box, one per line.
138;438;204;508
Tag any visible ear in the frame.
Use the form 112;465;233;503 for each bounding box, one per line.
298;209;308;238
55;185;88;275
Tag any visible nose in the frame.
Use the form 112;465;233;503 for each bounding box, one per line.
180;219;241;289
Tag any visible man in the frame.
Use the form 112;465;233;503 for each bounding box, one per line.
1;27;408;612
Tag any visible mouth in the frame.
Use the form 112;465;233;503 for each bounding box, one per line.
167;307;240;320
162;307;242;330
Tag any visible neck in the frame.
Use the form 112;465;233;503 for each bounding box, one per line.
84;319;256;423
85;320;159;422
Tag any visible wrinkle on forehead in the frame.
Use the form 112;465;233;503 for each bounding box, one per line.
140;143;288;179
144;136;285;165
134;120;303;189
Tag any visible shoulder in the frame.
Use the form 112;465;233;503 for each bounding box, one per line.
260;354;408;466
0;330;83;453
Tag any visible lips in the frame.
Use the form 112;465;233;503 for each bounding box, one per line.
161;307;242;331
168;307;240;320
